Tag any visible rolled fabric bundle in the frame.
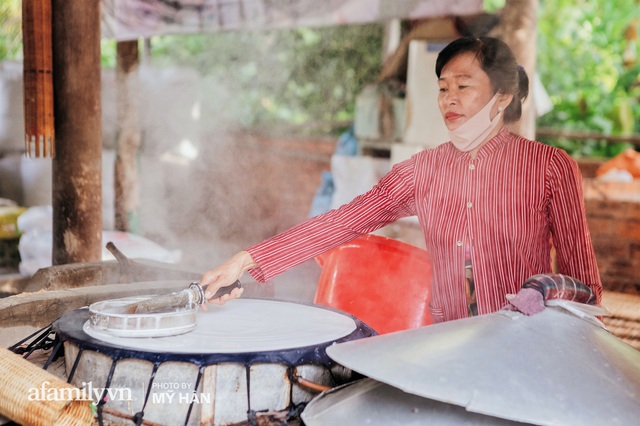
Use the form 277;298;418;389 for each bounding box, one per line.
506;273;597;316
0;347;93;426
522;273;597;305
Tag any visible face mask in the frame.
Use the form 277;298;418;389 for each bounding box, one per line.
449;94;502;152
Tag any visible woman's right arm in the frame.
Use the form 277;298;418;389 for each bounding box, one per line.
199;250;256;304
245;158;419;283
200;156;419;301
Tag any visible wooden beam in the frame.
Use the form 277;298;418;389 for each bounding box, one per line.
115;40;141;232
536;127;640;148
51;0;102;265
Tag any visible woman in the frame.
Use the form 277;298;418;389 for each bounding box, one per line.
200;36;602;323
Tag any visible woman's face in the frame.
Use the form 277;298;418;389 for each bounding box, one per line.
437;52;497;131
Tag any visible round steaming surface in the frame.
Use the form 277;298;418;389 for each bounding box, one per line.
83;298;357;353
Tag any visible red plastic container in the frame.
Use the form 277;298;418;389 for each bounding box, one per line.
315;233;433;334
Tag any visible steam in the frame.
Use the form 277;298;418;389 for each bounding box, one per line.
129;59;303;272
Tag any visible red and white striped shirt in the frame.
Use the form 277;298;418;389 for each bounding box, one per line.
247;128;602;322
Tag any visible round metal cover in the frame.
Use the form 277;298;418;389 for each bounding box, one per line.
302;378;527;426
325;307;640;425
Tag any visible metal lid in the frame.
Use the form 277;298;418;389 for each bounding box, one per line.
325;307;640;425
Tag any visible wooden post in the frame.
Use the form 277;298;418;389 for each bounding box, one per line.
382;19;402;63
115;40;141;232
51;0;102;265
500;0;539;139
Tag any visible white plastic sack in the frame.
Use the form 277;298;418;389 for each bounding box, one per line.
101;230;181;264
17;206;181;276
330;154;391;209
17;205;53;234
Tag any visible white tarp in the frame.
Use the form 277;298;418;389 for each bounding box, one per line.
101;0;484;41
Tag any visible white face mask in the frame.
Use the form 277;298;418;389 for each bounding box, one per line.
449;94;502;152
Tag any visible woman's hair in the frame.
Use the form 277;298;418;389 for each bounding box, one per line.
435;36;529;123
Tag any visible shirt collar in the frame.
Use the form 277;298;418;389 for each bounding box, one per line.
476;126;511;158
451;126;511;160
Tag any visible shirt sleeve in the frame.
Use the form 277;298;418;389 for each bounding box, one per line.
246;158;418;283
547;149;603;303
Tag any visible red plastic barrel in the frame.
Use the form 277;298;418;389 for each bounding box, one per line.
314;234;433;334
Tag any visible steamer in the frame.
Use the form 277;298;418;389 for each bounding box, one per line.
53;298;375;425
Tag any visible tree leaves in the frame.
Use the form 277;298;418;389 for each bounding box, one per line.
537;0;640;157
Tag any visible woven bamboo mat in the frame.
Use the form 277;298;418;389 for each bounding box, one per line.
602;291;640;350
0;347;93;426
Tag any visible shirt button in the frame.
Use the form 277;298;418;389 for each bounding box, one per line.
466;201;473;208
469;164;476;170
456;241;463;247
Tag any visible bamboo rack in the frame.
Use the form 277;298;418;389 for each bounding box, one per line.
22;0;55;158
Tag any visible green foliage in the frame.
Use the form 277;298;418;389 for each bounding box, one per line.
0;0;118;68
147;25;383;130
100;39;117;69
483;0;506;13
2;0;640;154
0;0;22;61
537;0;640;157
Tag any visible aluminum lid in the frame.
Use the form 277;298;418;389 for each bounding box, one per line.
325;307;640;425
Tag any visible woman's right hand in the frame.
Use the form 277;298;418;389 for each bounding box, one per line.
199;251;256;306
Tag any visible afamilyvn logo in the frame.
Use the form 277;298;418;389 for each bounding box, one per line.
28;381;132;402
